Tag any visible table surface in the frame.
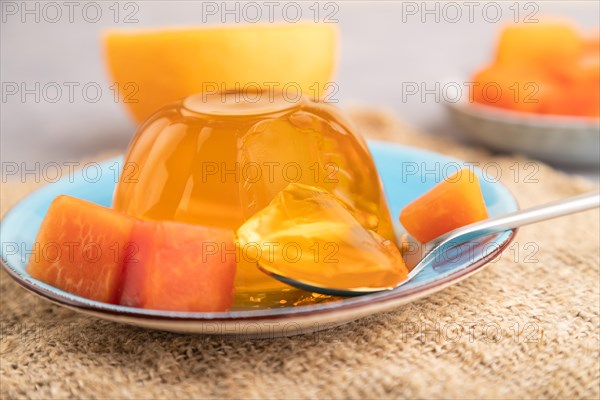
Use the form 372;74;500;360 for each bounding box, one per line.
1;1;599;180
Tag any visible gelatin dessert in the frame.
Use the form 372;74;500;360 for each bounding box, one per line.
237;183;408;292
113;91;396;307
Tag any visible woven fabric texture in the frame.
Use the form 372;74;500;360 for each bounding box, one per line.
1;109;599;399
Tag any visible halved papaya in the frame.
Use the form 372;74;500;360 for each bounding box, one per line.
103;23;338;123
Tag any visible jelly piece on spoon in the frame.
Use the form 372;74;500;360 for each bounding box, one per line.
236;183;408;292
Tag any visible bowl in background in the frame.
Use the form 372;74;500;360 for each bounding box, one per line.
447;100;600;166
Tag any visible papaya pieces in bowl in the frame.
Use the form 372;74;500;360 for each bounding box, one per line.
448;22;600;166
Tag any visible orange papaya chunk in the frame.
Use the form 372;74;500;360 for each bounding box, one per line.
27;196;135;304
495;23;583;82
471;64;559;114
119;221;236;312
543;45;600;117
574;39;600;116
399;169;489;243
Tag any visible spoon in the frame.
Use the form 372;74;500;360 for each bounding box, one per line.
258;190;600;296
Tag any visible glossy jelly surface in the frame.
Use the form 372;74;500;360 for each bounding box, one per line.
237;183;408;291
113;91;396;307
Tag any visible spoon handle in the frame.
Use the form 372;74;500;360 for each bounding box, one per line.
407;190;600;280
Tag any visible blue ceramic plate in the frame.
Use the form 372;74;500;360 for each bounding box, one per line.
0;141;517;337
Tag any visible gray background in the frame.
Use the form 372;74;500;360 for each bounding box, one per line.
1;1;599;178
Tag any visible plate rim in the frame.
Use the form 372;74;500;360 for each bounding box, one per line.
0;141;519;323
1;229;517;322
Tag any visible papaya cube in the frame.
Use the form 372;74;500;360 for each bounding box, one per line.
542;51;600;117
495;23;583;82
119;221;236;312
399;169;489;243
574;42;600;116
27;195;135;304
471;64;559;114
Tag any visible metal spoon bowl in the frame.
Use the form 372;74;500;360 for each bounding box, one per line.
258;191;600;297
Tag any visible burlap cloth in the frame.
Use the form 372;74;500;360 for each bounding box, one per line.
1;109;599;399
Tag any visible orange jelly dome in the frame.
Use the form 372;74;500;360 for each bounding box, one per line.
113;91;396;306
